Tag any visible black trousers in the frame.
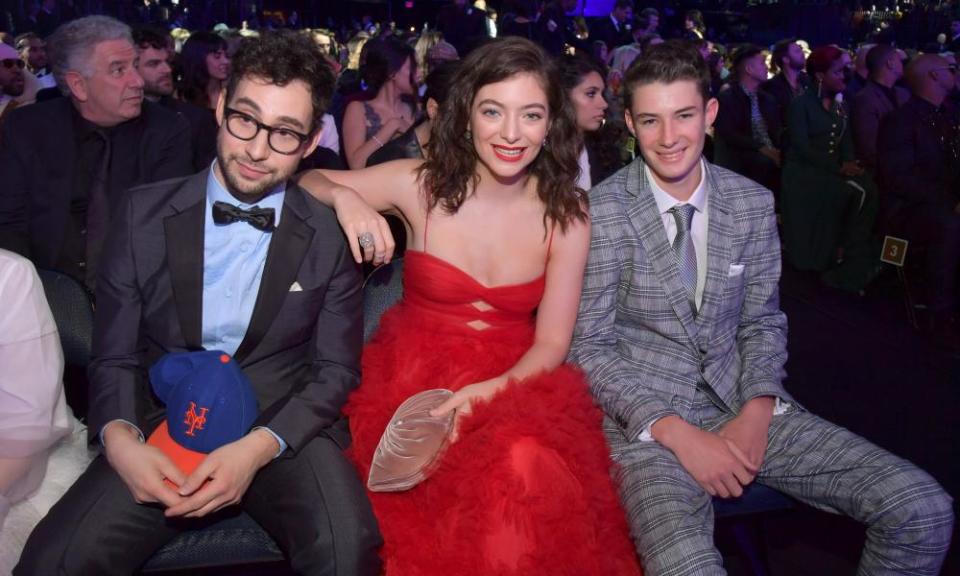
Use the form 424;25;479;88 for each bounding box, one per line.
890;204;960;315
14;434;383;576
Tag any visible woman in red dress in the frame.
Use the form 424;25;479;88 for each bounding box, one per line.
300;37;641;575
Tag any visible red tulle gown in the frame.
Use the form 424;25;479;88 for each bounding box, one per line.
344;235;642;576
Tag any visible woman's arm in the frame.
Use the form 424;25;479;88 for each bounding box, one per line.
431;216;592;432
297;159;424;263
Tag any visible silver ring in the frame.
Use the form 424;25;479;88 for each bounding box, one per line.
358;232;375;249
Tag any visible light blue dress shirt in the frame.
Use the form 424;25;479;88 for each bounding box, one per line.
201;168;284;355
202;167;288;454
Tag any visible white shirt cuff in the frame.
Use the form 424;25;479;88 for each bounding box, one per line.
638;397;791;442
99;419;144;447
253;426;287;458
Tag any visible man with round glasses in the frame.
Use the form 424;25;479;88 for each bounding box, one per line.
16;30;383;576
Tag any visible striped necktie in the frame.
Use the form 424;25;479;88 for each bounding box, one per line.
670;204;698;315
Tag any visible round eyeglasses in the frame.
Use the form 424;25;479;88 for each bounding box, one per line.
223;107;311;155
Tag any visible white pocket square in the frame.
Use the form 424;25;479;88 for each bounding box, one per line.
289;281;303;292
728;264;745;277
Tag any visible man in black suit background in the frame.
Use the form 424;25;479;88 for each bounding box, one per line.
761;38;807;128
877;53;960;338
714;44;782;193
0;16;193;290
133;27;217;172
15;30;382;576
591;0;634;50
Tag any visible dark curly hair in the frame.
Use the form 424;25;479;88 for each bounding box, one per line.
224;30;336;133
177;31;227;108
360;36;416;95
419;36;586;232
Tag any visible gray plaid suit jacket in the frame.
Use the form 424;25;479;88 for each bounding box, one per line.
570;158;793;440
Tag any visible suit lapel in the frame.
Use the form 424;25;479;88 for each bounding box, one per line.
233;186;315;363
626;162;700;342
694;165;733;344
164;171;208;350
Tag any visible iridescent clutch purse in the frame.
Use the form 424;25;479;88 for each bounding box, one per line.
367;389;455;492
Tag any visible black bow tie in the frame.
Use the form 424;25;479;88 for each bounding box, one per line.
212;201;276;232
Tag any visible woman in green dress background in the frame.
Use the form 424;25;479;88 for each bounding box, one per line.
781;45;880;292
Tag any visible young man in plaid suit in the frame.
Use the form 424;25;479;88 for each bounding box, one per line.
570;40;954;575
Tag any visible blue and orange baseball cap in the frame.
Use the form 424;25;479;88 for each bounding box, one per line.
146;351;258;483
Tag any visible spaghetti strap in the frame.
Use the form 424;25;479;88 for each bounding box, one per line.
423;211;430;252
545;223;555;263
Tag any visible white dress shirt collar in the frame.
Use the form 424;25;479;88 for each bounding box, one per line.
645;158;708;217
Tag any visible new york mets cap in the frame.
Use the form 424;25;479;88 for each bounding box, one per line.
146;350;258;480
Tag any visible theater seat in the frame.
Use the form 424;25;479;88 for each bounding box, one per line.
36;269;94;419
714;483;795;576
363;258;405;343
140;511;286;574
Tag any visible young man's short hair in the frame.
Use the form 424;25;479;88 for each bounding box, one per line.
865;44;897;76
731;44;764;77
224;30;336;133
622;40;711;109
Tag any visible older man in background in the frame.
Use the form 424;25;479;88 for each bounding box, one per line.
0;16;192;291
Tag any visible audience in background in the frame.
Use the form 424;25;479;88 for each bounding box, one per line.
0;16;193;291
781;45;880;293
497;0;539;42
877;53;960;337
761;38;808;127
592;0;634;51
851;44;909;172
636;7;660;37
683;9;706;42
435;0;487;56
342;36;417;169
14;33;53;89
846;42;874;98
558;52;625;191
134;27;217;171
538;0;582;56
0;42;25;126
715;44;782;193
176;30;230;110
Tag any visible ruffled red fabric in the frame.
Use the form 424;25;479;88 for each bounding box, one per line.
344;251;641;575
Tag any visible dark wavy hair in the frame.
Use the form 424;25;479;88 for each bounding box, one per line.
360;36;416;95
177;31;227;108
558;53;624;180
225;30;336;133
420;36;586;232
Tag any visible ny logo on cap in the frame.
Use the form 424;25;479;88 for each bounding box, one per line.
184;402;209;437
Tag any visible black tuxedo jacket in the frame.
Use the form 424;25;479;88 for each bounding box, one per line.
87;170;362;454
0;97;193;269
714;83;782;158
158;96;218;172
591;16;631;49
